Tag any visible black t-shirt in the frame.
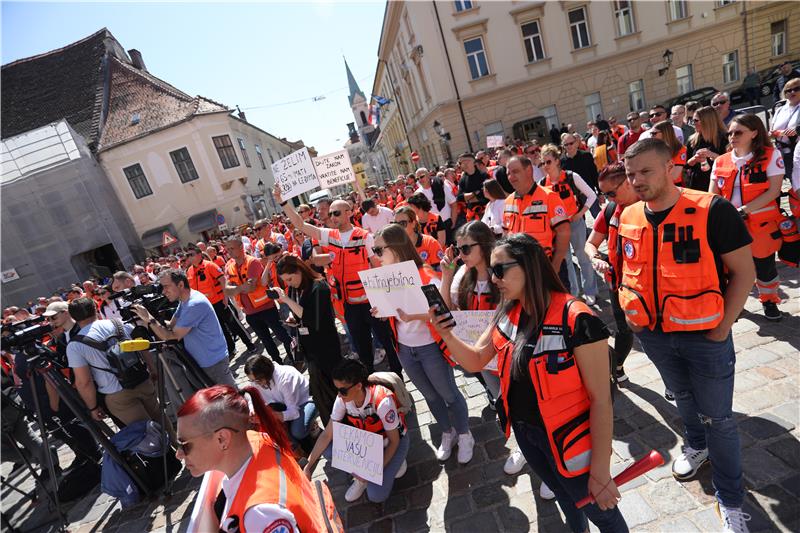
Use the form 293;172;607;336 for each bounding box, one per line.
507;309;610;428
643;195;752;293
291;280;342;369
458;169;490;205
493;166;514;194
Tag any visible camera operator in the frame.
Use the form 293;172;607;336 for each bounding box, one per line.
131;269;236;388
112;271;136;292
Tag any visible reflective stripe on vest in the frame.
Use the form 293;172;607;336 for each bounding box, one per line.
325;227;370;305
225;255;271;308
669;312;722;326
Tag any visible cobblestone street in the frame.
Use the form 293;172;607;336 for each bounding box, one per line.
2;265;797;533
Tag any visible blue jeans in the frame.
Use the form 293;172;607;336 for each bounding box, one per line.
566;217;598;297
397;342;470;434
637;328;743;507
513;421;628;533
286;401;318;442
323;432;410;503
344;302;401;375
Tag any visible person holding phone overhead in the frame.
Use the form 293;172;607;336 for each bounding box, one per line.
371;223;475;465
430;233;627;533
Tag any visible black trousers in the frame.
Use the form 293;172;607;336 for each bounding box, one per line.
608;289;634;368
344;302;402;375
212;300;254;355
246;307;293;363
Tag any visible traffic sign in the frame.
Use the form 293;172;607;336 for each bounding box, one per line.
216;213;225;225
162;232;178;247
411;151;420;162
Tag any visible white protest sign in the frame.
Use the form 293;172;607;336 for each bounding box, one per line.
358;260;428;318
313;149;357;188
486;135;504;148
331;422;384;484
271;147;320;200
450;310;497;371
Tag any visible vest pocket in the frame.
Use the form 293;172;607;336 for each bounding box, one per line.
532;356;583;401
617;285;651;328
661;291;724;332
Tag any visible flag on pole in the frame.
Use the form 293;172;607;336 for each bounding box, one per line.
369;104;381;127
373;95;392;106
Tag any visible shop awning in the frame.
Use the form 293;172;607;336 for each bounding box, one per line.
141;224;177;249
187;209;218;233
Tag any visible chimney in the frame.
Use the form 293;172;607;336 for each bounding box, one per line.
236;105;247;122
128;49;147;71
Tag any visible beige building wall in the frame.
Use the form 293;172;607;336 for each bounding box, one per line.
99;113;293;248
373;0;799;160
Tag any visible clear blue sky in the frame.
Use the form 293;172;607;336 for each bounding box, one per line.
2;1;386;154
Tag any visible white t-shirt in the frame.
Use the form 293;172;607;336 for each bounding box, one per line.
396;277;441;347
793;142;800;193
219;457;300;533
770;102;800;145
318;227;375;258
361;206;396;234
449;265;491;309
330;386;400;446
481;199;505;235
639;124;685;144
710;149;783;207
417;185;456;223
66;319;134;394
249;364;310;422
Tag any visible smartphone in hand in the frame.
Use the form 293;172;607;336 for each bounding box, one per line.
421;284;456;327
266;289;280;299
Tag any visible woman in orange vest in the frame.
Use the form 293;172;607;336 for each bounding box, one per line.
710;114;785;320
394;206;445;270
430;233;626;533
649;121;687;185
179;385;343;533
372;224;475;465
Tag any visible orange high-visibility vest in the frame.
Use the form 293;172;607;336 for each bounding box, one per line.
186;260;225;304
341;384;407;436
502;184;564;256
225;255;272;309
493;292;593;478
541;170;586;218
415;233;444;268
323;227;371;305
617;190;724;332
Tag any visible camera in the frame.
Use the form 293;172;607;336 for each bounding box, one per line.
1;316;53;351
108;283;177;323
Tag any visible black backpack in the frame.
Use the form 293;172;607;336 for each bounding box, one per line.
430;177;447;211
71;319;149;390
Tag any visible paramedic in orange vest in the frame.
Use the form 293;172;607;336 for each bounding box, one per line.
178;385;343;533
430;233;626;533
709;114;786;321
275;187;400;375
186;246;255;357
222;236;294;365
621;138;755;531
393;205;445;270
502;155;573;291
303;359;409;504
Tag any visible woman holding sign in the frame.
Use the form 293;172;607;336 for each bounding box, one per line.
372;224;475;465
430;233;627;533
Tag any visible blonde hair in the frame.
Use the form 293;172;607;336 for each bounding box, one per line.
541;143;562;161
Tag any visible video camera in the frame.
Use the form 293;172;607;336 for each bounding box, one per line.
1;316;53;351
109;283;177;323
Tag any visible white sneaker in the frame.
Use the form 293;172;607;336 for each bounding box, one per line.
672;446;709;480
456;432;475;464
345;477;368;502
436;428;457;461
373;348;386;365
395;459;407;479
716;501;751;533
539;481;556;500
503;449;527;475
584;295;596;306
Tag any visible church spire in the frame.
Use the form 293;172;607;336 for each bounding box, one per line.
345;57;366;106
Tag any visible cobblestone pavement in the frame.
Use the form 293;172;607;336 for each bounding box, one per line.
2;264;797;532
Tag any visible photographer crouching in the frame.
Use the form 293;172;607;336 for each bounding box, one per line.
131;269;236;389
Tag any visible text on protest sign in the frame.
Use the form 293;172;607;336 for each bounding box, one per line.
450;310;497;371
358;260;428;318
271;147;320;200
486;135;504;148
313;150;357;188
331;422;384;484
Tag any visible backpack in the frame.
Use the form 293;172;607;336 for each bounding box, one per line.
71;319;149;390
367;372;414;415
430;177;447;211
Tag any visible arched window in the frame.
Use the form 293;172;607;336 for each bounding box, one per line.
360;111;368;126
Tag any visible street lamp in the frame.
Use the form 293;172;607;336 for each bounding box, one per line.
257;179;277;215
658;49;674;77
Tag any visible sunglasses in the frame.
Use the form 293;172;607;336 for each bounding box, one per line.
372;246;386;257
563;141;576;147
542;159;557;166
490;261;519;279
456;242;478;256
649;111;666;118
177;426;240;455
600;180;625;199
336;382;358;396
627;117;639;123
330;210;345;217
711;100;727;107
525;150;540;155
728;130;746;137
785;87;800;94
395;220;410;227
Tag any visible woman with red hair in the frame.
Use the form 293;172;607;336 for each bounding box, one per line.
179;385;342;533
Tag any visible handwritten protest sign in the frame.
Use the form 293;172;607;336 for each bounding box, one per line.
486;135;504;148
313;150;356;188
271;147;320;200
359;260;428;318
451;310;497;371
332;422;384;484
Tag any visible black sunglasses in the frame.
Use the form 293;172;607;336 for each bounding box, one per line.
395;220;409;227
177;426;239;455
600;180;625;199
490;261;519;279
456;243;479;256
649;111;666;118
372;246;386;257
785;87;800;94
330;210;344;217
336;383;358;396
711;100;728;107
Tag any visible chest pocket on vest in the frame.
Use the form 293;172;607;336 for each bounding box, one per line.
747;166;768;184
662;223;701;264
523;204;548;234
554;184;571;201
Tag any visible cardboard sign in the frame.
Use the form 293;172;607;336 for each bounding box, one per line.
1;269;20;283
331;421;384;484
271;147;320;200
451;310;497;371
313;150;356;188
486;135;504;148
358;260;428;318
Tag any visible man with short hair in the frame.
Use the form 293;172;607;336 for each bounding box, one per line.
112;271;136;292
457;153;489;222
585;122;600;151
670;105;695;144
774;61;800;101
360;199;395;234
621;138;754;533
561;133;600;216
618;112;645;157
492;148;515;194
711;92;739;126
639;105;685;143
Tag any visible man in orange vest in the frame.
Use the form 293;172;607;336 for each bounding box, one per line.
621;138;755;532
222;237;293;365
275;188;400;375
186;246;255;357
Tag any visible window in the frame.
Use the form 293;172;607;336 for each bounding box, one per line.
454;0;472;12
485;121;504;138
584;92;603;122
237;138;251;167
771;20;786;57
254;144;267;169
464;37;489;80
169;148;199;184
717;0;734;6
614;1;635;36
123;163;153;199
722;51;740;84
668;0;687;21
568;7;591;49
212;135;240;169
628;80;646;111
267;147;275;164
541;105;559;130
521;20;545;63
676;64;693;94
